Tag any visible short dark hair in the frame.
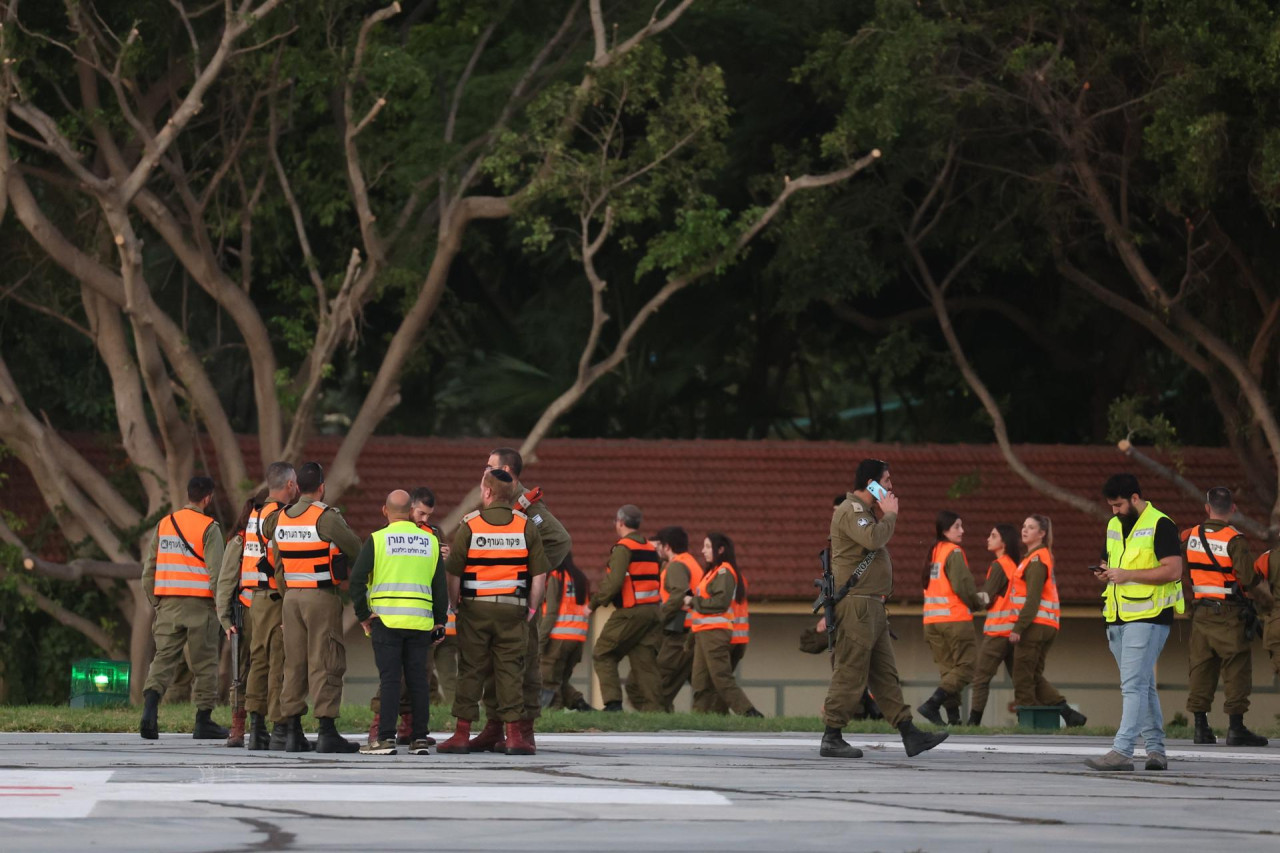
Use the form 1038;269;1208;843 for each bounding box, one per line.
187;476;215;503
617;504;643;529
410;486;436;508
297;462;325;495
833;494;846;508
656;525;689;553
1206;486;1234;515
489;447;523;476
1102;473;1141;500
855;458;888;491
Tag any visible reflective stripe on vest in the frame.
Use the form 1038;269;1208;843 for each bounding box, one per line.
985;548;1060;632
659;552;705;630
239;501;281;592
445;609;458;636
369;520;439;630
1103;503;1185;622
691;563;737;632
274;502;340;589
549;568;590;642
616;537;661;608
731;574;749;644
1183;524;1241;601
461;510;529;598
982;554;1019;636
154;509;215;599
922;541;973;624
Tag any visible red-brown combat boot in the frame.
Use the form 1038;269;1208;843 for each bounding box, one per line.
225;708;247;748
435;719;471;754
467;718;504;753
397;713;413;745
504;721;534;755
522;719;537;752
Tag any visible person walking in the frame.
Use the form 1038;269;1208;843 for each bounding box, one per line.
1086;474;1184;772
655;526;703;711
589;505;664;712
966;524;1019;726
687;533;762;717
917;511;984;726
1182;487;1269;746
538;553;592;711
139;476;229;741
352;490;447;755
819;459;948;760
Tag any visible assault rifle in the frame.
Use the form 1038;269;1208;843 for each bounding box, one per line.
811;546;880;653
229;597;245;711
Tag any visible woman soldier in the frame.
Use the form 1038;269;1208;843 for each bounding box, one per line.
917;511;985;726
686;533;763;717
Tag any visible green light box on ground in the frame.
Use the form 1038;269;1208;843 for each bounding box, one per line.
69;658;130;708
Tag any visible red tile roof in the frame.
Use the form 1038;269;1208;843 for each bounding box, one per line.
1;436;1265;604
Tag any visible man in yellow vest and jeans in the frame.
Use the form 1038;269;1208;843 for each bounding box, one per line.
1087;474;1185;771
352;490;448;755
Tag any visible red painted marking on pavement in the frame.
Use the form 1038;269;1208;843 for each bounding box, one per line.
0;793;62;797
0;786;73;790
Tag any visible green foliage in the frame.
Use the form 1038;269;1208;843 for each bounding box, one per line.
1107;395;1179;451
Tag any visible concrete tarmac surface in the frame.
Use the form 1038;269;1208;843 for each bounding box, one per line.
1;731;1278;852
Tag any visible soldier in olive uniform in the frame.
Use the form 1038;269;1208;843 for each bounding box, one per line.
590;505;665;712
1183;487;1269;746
820;459;948;759
264;461;364;753
655;526;700;712
139;476;228;741
1255;549;1280;677
437;469;550;755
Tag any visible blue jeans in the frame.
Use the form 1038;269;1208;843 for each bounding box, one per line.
1106;621;1170;757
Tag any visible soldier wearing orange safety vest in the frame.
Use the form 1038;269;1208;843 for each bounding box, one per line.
437;468;551;756
139;476;228;741
916;511;985;727
686;532;763;717
538;553;593;711
966;524;1021;726
214;462;296;750
1252;548;1280;681
655;526;703;711
263;461;363;754
589;505;665;712
1182;487;1269;746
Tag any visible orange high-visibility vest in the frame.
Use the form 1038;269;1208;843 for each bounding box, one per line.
731;573;749;645
982;554;1019;636
691;562;738;633
1006;546;1060;630
1255;550;1271;582
461;510;529;599
240;500;281;593
274;503;341;589
548;568;589;642
154;509;216;598
922;541;973;624
1183;524;1243;601
614;537;661;608
659;552;704;630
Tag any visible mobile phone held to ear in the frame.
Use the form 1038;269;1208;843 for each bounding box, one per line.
866;480;888;502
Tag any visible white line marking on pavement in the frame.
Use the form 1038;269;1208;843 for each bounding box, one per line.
0;772;728;820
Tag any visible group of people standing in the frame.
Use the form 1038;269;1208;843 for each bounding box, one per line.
136;447;760;757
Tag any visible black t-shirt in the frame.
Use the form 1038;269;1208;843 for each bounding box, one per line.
1103;515;1181;625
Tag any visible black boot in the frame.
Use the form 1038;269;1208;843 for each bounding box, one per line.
139;689;160;741
819;726;863;758
284;715;314;752
899;719;949;757
945;705;962;726
247;713;271;750
315;717;359;754
1058;701;1087;728
1226;713;1269;747
1193;711;1216;745
966;709;983;727
193;708;229;740
602;701;623;713
268;721;289;751
916;687;948;726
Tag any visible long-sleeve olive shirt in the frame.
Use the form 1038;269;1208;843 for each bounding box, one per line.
141;503;224;608
216;535;244;630
658;556;695;631
830;494;896;599
590;531;648;610
691;563;737;615
941;548;983;611
984;560;1010;600
1012;551;1051;635
539;570;564;646
261;497;363;592
518;483;572;570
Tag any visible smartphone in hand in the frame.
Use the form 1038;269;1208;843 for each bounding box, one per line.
866;480;888;502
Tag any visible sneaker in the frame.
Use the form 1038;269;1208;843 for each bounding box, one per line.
1143;752;1167;771
409;739;432;755
1084;750;1133;771
359;738;396;755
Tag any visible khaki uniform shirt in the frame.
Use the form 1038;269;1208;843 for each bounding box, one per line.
942;548;982;611
830;494;896;599
141;503;224;607
262;497;363;592
658;557;694;631
690;563;736;615
590;531;648;609
519;482;572;570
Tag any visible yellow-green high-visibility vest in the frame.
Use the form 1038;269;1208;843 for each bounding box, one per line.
369;520;439;631
1103;502;1185;622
